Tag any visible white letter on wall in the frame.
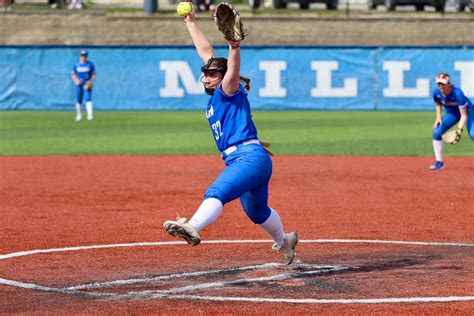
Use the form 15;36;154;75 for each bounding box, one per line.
383;61;429;98
160;61;204;97
259;61;287;97
311;61;357;97
454;61;474;97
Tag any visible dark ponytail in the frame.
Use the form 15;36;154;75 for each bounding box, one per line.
239;76;251;92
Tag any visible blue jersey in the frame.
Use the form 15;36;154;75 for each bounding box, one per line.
432;86;472;113
205;84;258;152
72;61;95;84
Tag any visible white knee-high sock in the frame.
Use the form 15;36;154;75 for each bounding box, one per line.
260;208;285;247
75;103;82;116
86;101;93;119
433;140;443;162
188;198;223;232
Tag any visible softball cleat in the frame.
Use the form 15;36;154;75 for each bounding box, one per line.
163;217;201;246
429;161;444;170
272;232;298;265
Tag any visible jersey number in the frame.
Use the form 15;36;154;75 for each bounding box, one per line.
212;121;223;141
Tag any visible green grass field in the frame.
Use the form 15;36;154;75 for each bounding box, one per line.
0;111;472;156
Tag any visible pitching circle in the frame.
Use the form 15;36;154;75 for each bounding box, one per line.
0;239;473;304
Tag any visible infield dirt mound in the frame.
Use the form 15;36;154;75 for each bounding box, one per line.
0;155;473;314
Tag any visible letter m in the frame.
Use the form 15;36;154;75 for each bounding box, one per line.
160;61;204;97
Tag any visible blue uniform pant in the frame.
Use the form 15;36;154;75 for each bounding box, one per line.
204;144;272;224
468;106;474;140
432;111;460;140
76;85;92;104
433;107;474;141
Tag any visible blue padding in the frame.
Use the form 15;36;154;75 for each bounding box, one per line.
0;46;472;111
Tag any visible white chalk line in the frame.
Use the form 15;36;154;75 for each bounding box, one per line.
136;294;474;304
66;262;282;290
137;265;350;295
1;239;473;261
1;239;473;304
0;263;348;298
0;278;114;298
67;262;343;291
1;277;473;304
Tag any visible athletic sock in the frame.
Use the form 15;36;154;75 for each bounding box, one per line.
86;101;93;119
260;208;285;247
75;103;81;116
433;139;443;162
188;198;223;232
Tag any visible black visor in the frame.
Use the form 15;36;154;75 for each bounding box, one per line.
201;57;227;74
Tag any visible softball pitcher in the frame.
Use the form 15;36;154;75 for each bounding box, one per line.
71;50;96;121
430;73;473;170
163;2;298;265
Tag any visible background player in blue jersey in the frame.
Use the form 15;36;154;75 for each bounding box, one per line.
71;50;96;121
163;4;298;264
430;73;473;170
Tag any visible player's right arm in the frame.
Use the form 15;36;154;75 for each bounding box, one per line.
184;4;214;64
71;71;81;86
433;103;442;128
432;89;442;128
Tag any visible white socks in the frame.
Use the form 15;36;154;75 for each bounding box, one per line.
433;140;443;162
188;198;223;232
75;103;82;121
188;200;286;247
260;208;285;247
76;102;93;121
86;101;93;120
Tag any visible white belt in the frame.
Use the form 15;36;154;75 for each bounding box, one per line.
221;139;260;158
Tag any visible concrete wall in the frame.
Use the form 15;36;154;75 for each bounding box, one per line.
1;12;473;45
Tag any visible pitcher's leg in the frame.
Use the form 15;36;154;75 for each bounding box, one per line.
188;197;223;232
259;208;285;246
205;150;272;205
163;197;223;246
240;172;298;264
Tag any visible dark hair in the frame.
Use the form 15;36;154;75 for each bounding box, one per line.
202;57;251;91
437;72;450;78
239;76;251;92
436;72;451;85
201;57;227;74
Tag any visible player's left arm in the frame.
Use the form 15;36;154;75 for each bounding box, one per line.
457;107;468;132
89;73;97;84
71;71;81;85
89;63;97;83
83;65;96;90
221;41;241;96
456;90;469;132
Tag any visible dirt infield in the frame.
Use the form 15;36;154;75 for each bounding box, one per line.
1;155;473;314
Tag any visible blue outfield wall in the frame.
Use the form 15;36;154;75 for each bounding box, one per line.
0;45;473;111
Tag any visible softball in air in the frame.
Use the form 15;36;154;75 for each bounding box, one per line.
177;2;192;17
